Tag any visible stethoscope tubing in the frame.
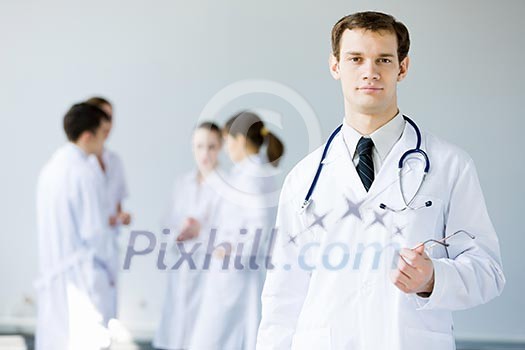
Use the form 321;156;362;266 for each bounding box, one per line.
301;115;429;212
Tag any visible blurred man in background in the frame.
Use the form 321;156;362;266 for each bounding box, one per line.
36;103;112;350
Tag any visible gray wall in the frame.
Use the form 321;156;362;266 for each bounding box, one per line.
1;0;523;342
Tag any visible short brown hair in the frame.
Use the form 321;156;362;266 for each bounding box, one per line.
63;103;110;142
86;96;111;108
331;11;410;63
86;96;113;120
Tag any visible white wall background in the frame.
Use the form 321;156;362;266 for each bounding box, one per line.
1;0;524;342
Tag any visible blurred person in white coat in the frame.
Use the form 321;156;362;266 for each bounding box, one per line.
35;103;112;350
86;96;131;328
154;122;224;350
189;112;284;350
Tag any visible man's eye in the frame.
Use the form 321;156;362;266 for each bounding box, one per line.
378;58;392;63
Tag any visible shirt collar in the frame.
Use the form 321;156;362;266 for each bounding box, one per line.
341;111;405;161
67;142;89;159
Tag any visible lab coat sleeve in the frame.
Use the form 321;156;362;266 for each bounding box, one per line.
161;177;186;230
414;158;505;310
161;177;189;254
114;154;129;201
222;173;272;264
235;205;269;264
77;173;107;251
256;176;311;350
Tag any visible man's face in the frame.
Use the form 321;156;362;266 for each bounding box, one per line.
88;124;107;156
330;28;409;116
100;120;112;141
99;103;113;140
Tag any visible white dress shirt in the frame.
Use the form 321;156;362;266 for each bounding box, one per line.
341;111;406;175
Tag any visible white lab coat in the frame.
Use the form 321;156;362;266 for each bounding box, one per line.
256;121;505;350
35;143;111;350
89;149;129;325
189;155;278;350
154;170;223;350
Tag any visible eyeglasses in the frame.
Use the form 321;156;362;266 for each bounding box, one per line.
412;230;476;251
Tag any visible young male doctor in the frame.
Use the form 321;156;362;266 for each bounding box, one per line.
256;11;505;350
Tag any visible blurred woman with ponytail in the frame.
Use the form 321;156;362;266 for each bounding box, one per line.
224;111;284;167
190;111;284;350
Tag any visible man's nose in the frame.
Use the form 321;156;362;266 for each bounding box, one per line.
362;60;380;80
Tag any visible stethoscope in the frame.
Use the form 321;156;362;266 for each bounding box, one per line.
300;115;432;214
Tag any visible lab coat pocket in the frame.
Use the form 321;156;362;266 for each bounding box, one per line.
392;196;446;257
404;327;455;349
291;327;332;350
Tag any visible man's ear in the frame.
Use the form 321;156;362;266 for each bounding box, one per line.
397;56;410;82
78;130;94;144
329;54;340;80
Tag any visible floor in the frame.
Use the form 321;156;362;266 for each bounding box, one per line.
1;334;524;350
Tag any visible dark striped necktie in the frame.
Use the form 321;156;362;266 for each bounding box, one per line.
356;137;375;192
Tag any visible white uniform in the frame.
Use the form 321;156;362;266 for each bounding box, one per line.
256;119;505;350
190;155;278;350
89;149;129;324
154;170;223;350
35;143;111;350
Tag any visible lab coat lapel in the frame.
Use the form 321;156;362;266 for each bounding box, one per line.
321;133;368;200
